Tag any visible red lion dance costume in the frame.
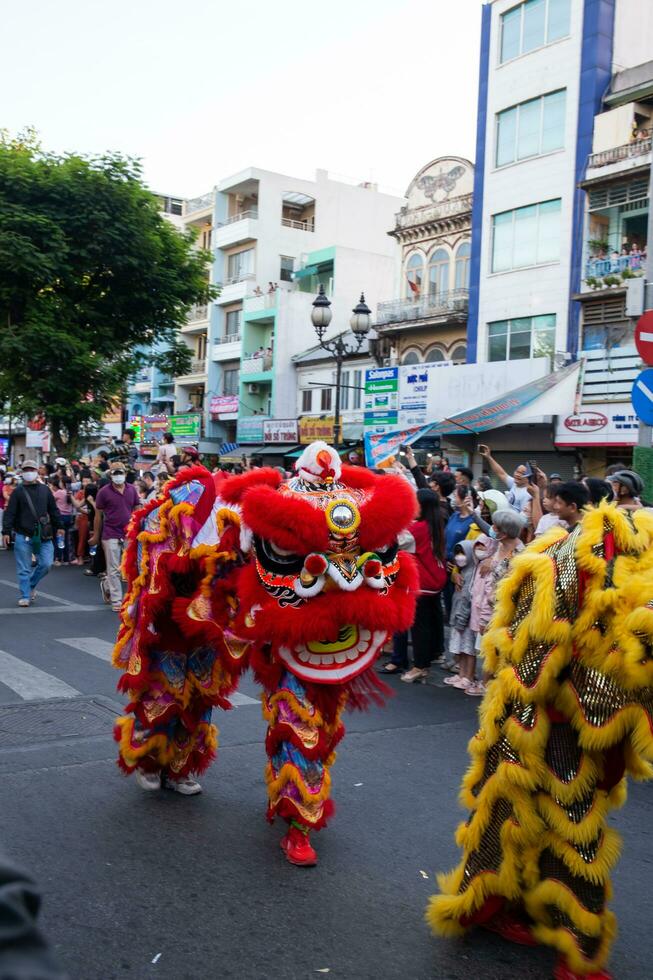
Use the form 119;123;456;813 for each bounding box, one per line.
112;442;417;865
428;503;653;979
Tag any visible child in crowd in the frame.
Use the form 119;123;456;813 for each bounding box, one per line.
534;483;567;536
468;534;498;696
443;539;477;692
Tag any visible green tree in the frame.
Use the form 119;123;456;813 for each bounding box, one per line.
0;130;215;453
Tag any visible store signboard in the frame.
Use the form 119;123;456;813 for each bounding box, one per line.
364;359;549;432
555;403;646;446
299;416;335;444
0;437;9;458
210;395;239;417
169;413;202;440
237;417;266;443
264;419;298;443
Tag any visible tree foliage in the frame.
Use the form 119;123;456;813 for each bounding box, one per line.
0;130;215;451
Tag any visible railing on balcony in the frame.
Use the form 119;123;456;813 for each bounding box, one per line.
184;192;214;215
223;271;256;287
281;216;315;232
585;253;646;279
180;358;207;376
587;135;652;169
581;345;640;402
376;289;469;326
241;353;273;375
132;368;151;384
187;302;208;321
216;208;258;228
215;333;241;345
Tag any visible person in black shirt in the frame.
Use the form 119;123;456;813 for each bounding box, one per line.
2;461;62;606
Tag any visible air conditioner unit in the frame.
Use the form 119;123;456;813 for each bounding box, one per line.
247;383;260;395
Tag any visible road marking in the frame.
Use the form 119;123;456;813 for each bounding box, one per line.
636;377;653;402
0;649;80;700
0;579;79;607
56;637;259;705
0;605;107;616
56;637;114;662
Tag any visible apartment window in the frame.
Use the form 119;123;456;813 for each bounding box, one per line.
428;249;450;298
340;371;350;411
451;344;467;364
425;347;446;363
402;350;420;365
352;370;362;410
197;334;207;359
454;242;471;289
491;199;561;272
496;90;566;166
225;309;242;338
223;368;239;396
488;314;556;361
280;255;295;282
321;387;332;412
405;252;424;297
500;0;570;63
227;248;254;281
301;389;313;413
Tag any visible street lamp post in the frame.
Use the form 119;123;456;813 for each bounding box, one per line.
311;285;371;446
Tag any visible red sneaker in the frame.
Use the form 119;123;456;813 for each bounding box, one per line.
280;825;318;866
553;959;612;980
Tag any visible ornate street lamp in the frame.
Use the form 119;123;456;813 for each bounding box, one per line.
311;285;371;446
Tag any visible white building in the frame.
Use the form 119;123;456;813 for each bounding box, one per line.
463;0;653;471
206;168;403;457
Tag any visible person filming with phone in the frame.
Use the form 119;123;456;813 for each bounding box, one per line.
477;444;534;515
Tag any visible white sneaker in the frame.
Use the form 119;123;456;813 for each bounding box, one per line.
134;768;161;792
443;675;459;686
30;591;36;603
17;598;30;608
165;775;202;796
453;676;471;690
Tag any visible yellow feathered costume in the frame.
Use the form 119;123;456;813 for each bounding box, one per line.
428;503;653;977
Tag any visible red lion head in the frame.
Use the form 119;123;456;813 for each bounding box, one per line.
219;443;419;685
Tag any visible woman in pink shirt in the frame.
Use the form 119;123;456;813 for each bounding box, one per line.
50;477;74;565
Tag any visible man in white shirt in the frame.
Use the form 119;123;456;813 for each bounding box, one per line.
477;445;532;514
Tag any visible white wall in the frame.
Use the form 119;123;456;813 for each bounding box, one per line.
613;0;653;72
476;0;584;363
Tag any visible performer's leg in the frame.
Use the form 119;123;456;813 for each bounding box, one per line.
263;671;345;865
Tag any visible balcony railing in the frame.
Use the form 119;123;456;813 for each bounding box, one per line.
281;216;315;232
241;353;273;375
216;208;258;228
585;253;646;279
184;192;214;215
376;289;469;326
587;135;652;169
223;271;256;287
187;302;208;321
215;333;241;345
179;358;207;376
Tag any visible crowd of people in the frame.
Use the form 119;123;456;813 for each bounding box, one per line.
0;435;648;655
376;443;647;696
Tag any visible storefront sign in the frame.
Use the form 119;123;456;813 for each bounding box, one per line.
210;395;239;417
237;417;266;444
264;419;298;443
168;413;202;440
299;416;335;444
555;403;643;446
0;437;9;458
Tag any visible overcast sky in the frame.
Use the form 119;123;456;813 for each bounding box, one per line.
3;0;482;199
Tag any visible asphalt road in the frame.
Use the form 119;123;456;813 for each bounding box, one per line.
0;550;650;980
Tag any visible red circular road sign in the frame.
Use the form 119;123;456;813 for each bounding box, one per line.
635;311;653;366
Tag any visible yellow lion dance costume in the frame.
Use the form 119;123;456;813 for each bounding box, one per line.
428;502;653;980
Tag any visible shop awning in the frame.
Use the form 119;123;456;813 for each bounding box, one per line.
365;362;581;467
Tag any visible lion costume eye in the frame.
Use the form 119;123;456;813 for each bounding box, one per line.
254;535;306;575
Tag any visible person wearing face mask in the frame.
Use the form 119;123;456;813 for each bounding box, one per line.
2;461;63;606
89;461;139;611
